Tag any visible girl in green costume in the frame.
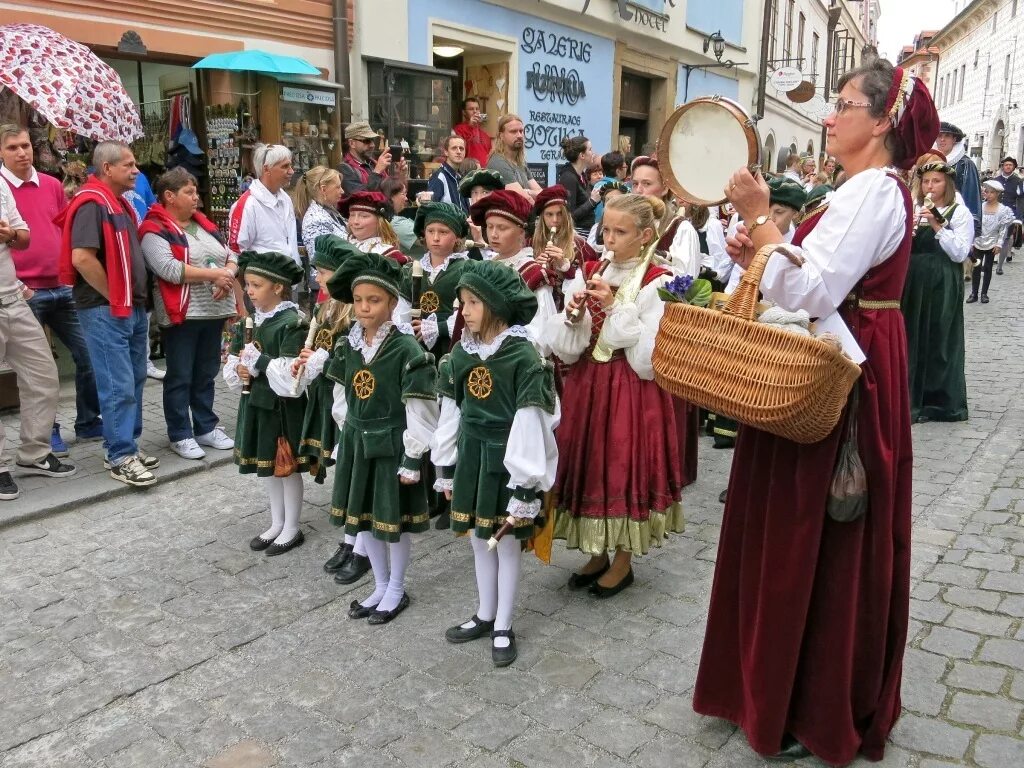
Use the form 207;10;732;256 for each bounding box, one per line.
223;251;309;556
326;250;439;625
433;260;560;666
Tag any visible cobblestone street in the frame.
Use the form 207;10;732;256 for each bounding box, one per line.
2;266;1024;768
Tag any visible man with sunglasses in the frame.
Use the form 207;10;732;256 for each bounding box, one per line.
339;122;407;195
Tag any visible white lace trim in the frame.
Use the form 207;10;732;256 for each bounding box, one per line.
348;321;413;363
397;467;421;482
460;326;530;361
486;247;534;271
506;496;541;520
254;301;298;327
434;477;454;493
421;251;468;280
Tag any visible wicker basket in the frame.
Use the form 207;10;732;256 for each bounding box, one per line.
652;245;862;444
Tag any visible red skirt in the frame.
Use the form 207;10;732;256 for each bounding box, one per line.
554;353;686;521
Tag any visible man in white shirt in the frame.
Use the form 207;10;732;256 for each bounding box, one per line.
0;176;76;500
782;152;803;184
228;144;301;266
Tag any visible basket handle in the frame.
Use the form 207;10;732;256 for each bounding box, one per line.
722;244;779;320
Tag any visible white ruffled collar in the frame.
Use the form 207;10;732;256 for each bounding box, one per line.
348;320;413;363
254;301;298;327
421;251;468;276
487;247;533;270
460;326;529;361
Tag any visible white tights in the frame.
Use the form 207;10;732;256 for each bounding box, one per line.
345;531;368;556
464;534;521;648
359;532;412;612
259;474;303;543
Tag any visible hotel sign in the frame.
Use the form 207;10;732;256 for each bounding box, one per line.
580;0;674;33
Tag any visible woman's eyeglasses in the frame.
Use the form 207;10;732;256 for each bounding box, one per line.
831;98;872;116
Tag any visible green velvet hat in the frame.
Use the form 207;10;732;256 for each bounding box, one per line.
413;201;469;239
237;250;304;286
804;184;833;212
312;235;365;272
327;250;402;303
458;168;505;198
768;176;808;212
456;260;537;328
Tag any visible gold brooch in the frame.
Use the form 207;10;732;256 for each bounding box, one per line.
420;290;441;314
467;366;493;399
314;327;334;350
352;369;376;400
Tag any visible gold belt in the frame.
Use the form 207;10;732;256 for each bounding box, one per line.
845;294;901;310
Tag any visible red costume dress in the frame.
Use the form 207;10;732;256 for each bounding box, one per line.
692;170;914;764
547;256;686;554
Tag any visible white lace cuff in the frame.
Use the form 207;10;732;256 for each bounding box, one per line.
397;467;421;482
223;354;242;391
434;477;454;492
506;496;541;519
303;348;330;381
239;343;262;376
420;313;439;350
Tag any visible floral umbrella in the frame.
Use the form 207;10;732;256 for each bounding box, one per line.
0;23;143;143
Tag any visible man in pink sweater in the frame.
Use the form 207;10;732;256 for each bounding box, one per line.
1;125;102;453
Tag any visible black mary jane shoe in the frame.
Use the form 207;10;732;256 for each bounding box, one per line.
323;542;352;573
334;553;371;584
249;535;275;551
445;615;495;643
491;629;518;667
766;734;812;761
348;599;376;619
265;530;304;556
367;592;411;625
567;561;610;591
589;568;634;599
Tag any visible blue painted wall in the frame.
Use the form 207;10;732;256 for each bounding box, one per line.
686;0;744;46
677;67;740;104
408;0;616;183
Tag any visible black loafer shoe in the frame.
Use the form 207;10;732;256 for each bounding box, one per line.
445;615;495;643
981;294;990;304
265;530;304;556
567;562;609;590
323;542;352;572
590;568;634;599
718;488;728;504
348;599;375;619
249;534;275;551
491;629;518;667
367;592;410;625
434;511;451;530
966;294;978;303
334;553;371;584
766;735;812;761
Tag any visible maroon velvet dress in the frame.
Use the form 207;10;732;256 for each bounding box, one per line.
553;260;687;554
692;172;914;765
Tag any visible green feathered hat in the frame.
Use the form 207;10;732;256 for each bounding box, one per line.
311;234;365;272
237;250;304;286
413;201;469;239
804;184;833;212
768;176;808;212
458;168;505;198
456;260;537;328
326;250;402;303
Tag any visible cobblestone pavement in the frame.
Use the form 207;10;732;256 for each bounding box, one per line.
2;265;1024;768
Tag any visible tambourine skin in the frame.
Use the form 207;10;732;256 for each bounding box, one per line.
658;96;762;206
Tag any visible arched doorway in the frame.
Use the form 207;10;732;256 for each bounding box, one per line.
764;133;776;174
990;120;1006;171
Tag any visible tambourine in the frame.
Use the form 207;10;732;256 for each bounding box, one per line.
657;96;762;206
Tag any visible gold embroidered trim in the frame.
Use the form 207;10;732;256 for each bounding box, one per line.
352;369;376;399
467;366;493;399
420;290;441;314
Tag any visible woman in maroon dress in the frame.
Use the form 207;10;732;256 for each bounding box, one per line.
692;59;939;764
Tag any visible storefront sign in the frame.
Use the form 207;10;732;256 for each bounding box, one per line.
579;0;674;33
525;109;584;160
525;62;587;105
527;162;550;187
281;87;336;107
520;28;592;63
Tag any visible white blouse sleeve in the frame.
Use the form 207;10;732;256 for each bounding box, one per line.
935;205;974;263
503;400;561;518
599;275;671;380
759;169;907;321
998;206;1015;243
222;354;242;392
331;382;348;431
543;270;591;362
703;219;732;282
430;397;461;491
668;219;701;278
265;357;301;397
399;397;440;481
526;284;558;358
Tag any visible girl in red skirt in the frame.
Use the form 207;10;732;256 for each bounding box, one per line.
546;194;686;597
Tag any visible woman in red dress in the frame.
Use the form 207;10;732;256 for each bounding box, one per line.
692;60;939;763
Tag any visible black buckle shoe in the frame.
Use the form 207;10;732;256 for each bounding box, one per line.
491;629;517;667
266;530;304;556
567;560;609;590
367;592;411;625
324;542;352;573
249;534;275;551
589;568;634;599
445;615;495;643
348;599;374;619
334;553;371;584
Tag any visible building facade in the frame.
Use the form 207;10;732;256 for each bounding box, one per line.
931;0;1024;173
897;31;939;94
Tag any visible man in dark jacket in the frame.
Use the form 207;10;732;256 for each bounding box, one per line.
995;156;1023;271
935;122;981;234
339;121;407;195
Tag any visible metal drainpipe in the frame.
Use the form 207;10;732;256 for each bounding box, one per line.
334;0;352;124
755;0;774;119
820;4;843;155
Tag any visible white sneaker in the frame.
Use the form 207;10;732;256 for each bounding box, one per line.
147;360;166;381
196;426;234;450
170;438;206;460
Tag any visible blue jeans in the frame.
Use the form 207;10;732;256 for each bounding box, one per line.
27;286;102;433
161;318;225;442
76;305;148;465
